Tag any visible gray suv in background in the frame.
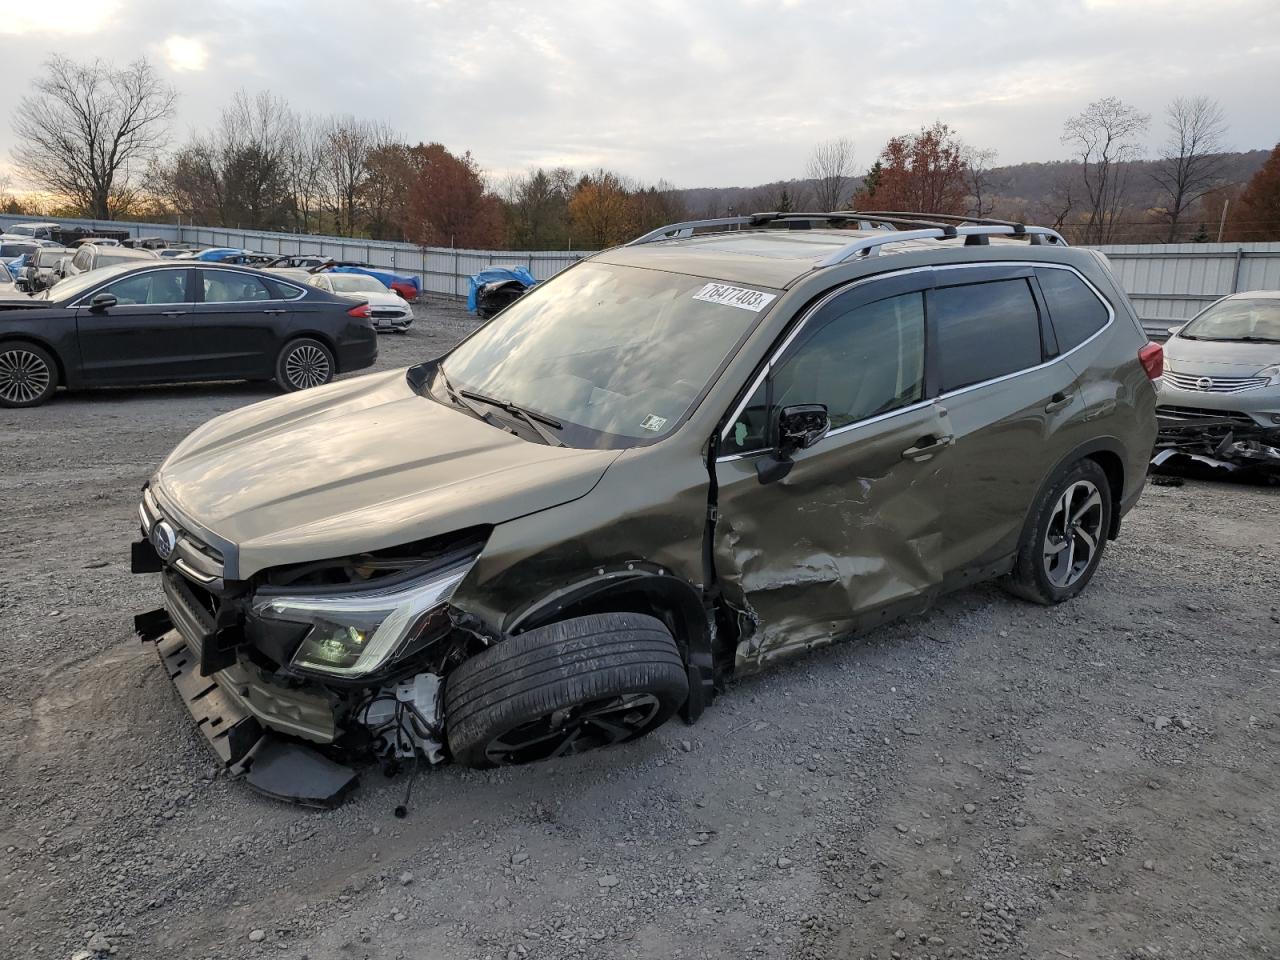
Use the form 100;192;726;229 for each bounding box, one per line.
132;210;1161;805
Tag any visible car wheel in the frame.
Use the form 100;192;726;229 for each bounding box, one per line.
445;612;689;769
275;338;335;392
1003;458;1113;605
0;341;58;408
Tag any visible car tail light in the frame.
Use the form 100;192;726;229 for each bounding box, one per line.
347;303;371;319
1138;341;1163;380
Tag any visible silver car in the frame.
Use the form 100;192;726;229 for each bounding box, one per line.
1155;290;1280;475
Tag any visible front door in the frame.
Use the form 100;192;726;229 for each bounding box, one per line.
74;268;200;384
713;272;954;669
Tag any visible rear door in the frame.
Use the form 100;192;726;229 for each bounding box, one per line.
74;268;201;383
194;268;300;379
923;265;1084;582
713;271;956;667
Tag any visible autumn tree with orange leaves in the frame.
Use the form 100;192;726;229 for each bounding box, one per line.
852;122;972;215
1227;142;1280;241
402;143;503;248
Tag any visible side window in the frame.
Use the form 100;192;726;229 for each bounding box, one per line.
1037;268;1109;351
264;277;305;300
72;248;89;270
934;279;1043;393
100;271;189;306
724;292;926;454
202;271;273;303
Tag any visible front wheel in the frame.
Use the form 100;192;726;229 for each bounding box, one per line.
0;341;58;408
445;612;689;769
1003;458;1113;605
275;337;335;392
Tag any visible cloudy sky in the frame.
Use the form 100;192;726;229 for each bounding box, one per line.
1;0;1277;190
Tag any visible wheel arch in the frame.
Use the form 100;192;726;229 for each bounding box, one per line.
1027;436;1127;542
505;564;715;722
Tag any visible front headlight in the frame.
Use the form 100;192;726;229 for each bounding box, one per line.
253;561;473;679
1259;364;1280;385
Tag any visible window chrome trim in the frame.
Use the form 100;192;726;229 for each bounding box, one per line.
715;260;1115;460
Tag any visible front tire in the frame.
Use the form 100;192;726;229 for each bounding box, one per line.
1003;458;1113;605
275;337;335;392
0;341;58;408
445;612;689;769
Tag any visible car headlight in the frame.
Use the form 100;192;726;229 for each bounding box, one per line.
253;561;473;679
1260;364;1280;385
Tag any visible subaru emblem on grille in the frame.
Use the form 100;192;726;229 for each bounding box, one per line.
151;520;177;560
1195;377;1212;391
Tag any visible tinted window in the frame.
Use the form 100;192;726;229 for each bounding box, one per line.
265;277;306;300
202;271;273;302
934;279;1042;392
726;292;926;454
1038;268;1108;350
101;271;189;306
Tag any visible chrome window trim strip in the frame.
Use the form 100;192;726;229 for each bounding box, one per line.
716;261;1115;460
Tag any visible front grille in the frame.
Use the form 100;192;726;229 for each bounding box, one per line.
1156;405;1256;425
1161;371;1270;393
139;487;226;587
371;307;409;319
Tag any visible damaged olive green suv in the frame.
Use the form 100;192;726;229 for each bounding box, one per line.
133;211;1160;805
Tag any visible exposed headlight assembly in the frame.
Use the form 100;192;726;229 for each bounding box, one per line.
253;561;474;679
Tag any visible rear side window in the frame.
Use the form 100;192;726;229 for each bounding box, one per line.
202;271;274;302
1037;268;1109;351
934;279;1043;392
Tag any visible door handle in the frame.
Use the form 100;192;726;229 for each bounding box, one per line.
263;308;288;314
901;434;954;461
161;310;186;317
1044;391;1074;414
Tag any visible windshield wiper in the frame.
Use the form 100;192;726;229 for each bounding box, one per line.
437;369;502;428
460;390;565;447
1236;336;1280;343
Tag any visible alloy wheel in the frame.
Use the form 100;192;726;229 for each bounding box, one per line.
0;348;52;405
483;693;662;766
1042;479;1104;588
284;344;330;389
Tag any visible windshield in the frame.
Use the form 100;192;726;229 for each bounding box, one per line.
438;261;775;448
1;242;36;258
329;274;385;293
38;263;135;301
1181;298;1280;342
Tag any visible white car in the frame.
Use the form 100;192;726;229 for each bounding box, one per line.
307;272;414;333
0;262;25;298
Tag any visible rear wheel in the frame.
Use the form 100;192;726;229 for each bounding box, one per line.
0;341;58;408
275;337;334;392
1003;458;1113;605
445;612;689;769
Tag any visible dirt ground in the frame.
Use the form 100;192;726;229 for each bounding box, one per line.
1;300;1277;960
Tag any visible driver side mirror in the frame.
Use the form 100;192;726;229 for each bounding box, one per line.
89;293;117;311
1166;324;1184;337
756;403;830;485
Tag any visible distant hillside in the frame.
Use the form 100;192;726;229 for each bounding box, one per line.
676;150;1271;220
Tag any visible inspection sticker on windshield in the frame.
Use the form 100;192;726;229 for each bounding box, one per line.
692;282;776;312
640;414;668;432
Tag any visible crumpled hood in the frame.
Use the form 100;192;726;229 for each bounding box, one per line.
154;369;619;578
1165;338;1280;373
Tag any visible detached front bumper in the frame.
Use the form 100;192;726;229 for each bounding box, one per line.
1153;403;1280;476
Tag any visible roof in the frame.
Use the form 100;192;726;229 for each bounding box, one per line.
594;227;1051;289
1224;289;1280;300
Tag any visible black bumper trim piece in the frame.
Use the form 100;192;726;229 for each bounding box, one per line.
153;631;263;768
131;538;163;574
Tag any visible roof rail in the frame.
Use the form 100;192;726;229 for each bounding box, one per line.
626;210;1068;261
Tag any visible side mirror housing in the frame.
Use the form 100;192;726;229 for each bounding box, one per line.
1167;324;1183;337
756;403;830;485
89;293;117;311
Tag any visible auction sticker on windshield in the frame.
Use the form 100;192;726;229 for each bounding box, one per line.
692;283;776;312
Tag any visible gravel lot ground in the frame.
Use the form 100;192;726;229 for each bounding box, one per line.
1;299;1277;960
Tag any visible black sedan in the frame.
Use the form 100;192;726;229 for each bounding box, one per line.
0;262;379;407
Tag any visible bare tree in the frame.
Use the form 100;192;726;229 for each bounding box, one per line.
1151;96;1229;242
806;137;856;211
1061;96;1149;244
964;147;999;217
12;55;176;219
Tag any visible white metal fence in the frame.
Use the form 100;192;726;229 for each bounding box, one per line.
0;213;585;298
4;214;1278;321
